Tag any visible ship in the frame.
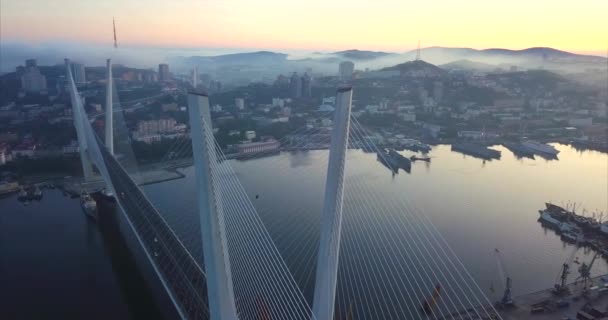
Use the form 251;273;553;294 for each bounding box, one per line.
388;148;411;172
80;192;98;220
522;140;560;156
538;210;561;227
402;139;431;153
376;150;399;173
503;142;535;159
451;142;501;160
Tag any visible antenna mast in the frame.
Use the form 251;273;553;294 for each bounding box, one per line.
113;17;118;48
415;40;421;61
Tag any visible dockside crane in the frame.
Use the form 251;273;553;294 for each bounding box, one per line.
554;246;579;295
578;252;599;294
494;249;513;306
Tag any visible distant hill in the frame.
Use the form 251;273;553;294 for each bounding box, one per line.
333;49;394;60
382;60;446;78
411;46;607;71
440;59;498;72
175;51;289;66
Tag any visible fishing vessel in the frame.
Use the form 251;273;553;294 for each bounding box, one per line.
80;192;98;220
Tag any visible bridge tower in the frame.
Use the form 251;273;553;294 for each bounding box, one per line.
187;91;238;320
65;59;94;181
312;86;353;320
105;58;114;154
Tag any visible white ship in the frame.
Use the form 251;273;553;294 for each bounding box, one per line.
80;192;98;220
522;140;560;156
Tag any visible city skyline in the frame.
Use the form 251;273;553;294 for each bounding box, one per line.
1;0;607;55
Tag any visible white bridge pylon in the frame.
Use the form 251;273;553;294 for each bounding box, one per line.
312;86;353;320
188;90;238;320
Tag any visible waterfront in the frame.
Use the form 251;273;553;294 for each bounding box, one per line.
1;142;606;318
144;143;608;316
0;190;131;319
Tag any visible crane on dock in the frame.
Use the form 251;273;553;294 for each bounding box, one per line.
493;249;513;306
553;246;579;295
578;252;599;294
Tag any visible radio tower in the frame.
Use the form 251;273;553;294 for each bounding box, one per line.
415;40;421;61
113;17;118;48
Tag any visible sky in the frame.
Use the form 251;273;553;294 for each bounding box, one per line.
1;0;607;54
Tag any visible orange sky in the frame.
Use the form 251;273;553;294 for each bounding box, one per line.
2;0;607;53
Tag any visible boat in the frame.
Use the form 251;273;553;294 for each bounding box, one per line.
80;192;98;220
410;155;431;162
538;211;561;227
17;188;28;201
503;142;535;158
451;142;501;160
376;150;399;173
522;140;560;156
561;232;582;243
33;185;43;200
0;181;20;195
402;139;431;153
388;148;411;172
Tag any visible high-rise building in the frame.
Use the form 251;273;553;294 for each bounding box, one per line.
21;59;47;93
289;72;302;99
301;73;312;98
71;62;86;84
338;61;355;80
235;98;245;110
158;63;170;81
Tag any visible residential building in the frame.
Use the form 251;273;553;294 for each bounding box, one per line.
158;63;170;81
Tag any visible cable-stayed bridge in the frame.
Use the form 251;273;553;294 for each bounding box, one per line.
65;58;501;320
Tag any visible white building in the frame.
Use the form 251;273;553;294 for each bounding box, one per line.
245;130;256;140
235;98;245;110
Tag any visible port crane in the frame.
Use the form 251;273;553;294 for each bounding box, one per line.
577;252;599;294
493;249;513;306
554;246;579;295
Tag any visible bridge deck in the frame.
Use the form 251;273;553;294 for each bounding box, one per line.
99;141;210;319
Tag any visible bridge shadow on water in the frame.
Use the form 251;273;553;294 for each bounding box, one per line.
94;192;165;320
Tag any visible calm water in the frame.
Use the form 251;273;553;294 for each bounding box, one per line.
144;143;608;316
0;190;131;319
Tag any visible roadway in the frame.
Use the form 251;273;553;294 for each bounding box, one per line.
99;139;210;320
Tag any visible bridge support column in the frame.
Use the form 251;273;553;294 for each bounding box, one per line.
188;91;238;320
105;58;114;154
65;59;94;182
312;86;353;320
